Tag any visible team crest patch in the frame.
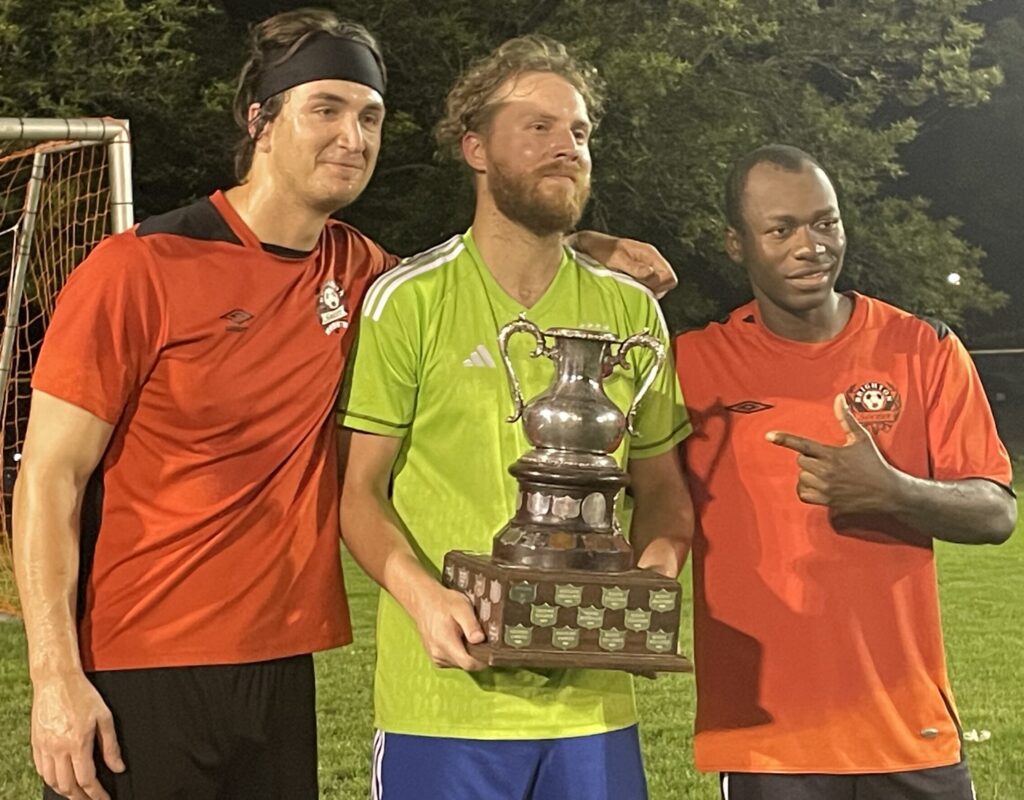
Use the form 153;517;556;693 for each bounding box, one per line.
317;280;348;335
846;381;902;433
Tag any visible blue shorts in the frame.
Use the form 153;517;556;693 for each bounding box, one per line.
371;725;648;800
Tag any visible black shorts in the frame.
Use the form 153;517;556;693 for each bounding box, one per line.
721;757;975;800
43;654;317;800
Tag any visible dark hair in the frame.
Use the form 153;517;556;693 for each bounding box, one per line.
724;144;829;231
232;9;385;181
435;35;605;161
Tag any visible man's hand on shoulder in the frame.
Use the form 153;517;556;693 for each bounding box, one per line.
569;230;678;299
32;671;124;800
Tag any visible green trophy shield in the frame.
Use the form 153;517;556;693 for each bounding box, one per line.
601;586;629;610
530;603;558;627
624;608;652;632
508;581;537;605
599;628;626;651
554;584;583;607
649;589;677;613
576;606;605;630
646;629;675;653
504;624;533;648
551;627;580;651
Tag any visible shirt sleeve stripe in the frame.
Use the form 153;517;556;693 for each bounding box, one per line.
366;241;466;322
570;248;670;338
363;235;462;316
338;409;412;431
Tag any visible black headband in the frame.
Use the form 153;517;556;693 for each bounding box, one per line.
254;33;385;103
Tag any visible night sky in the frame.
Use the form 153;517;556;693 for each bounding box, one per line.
897;1;1024;345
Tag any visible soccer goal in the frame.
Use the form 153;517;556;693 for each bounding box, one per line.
0;117;133;614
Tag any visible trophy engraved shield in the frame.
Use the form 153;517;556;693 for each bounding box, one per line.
442;314;691;673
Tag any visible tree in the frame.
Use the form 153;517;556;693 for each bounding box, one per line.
347;0;1008;330
0;0;237;217
0;0;1009;330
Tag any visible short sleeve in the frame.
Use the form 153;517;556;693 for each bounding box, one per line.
925;332;1013;489
337;276;419;437
31;233;165;424
628;294;692;459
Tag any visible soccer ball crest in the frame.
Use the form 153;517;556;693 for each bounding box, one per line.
846;381;902;433
317;280;348;335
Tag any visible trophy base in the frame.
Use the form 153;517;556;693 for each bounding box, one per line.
442;551;692;674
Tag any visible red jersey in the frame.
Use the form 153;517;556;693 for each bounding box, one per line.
32;191;397;670
675;292;1012;774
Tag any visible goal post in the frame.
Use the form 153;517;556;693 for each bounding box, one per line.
0;117;133;614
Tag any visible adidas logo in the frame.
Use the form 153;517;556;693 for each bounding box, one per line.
463;344;496;368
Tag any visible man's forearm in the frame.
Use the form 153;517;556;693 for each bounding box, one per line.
340;489;440;614
883;474;1017;545
340;481;487;671
13;468;86;682
628;451;695;578
631;504;692;578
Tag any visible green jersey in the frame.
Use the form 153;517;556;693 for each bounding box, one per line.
339;230;690;738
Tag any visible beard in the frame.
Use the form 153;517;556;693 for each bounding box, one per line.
489;162;590;237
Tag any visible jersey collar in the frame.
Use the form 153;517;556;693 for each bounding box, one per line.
461;227;573;320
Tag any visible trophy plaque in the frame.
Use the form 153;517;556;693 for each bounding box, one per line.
441;315;691;673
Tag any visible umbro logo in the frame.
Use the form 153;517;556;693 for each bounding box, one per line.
221;308;254;333
463;345;496;368
726;401;773;414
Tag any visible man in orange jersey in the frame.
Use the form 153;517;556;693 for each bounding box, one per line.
675;144;1017;800
12;10;674;800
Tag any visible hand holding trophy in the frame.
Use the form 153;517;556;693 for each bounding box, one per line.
442;314;690;672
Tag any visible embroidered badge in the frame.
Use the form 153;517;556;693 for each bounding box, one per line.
317;280;348;335
846;381;902;433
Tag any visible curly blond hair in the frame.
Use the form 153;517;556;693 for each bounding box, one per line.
435;35;605;161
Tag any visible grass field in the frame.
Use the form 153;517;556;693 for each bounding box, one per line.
1;505;1022;799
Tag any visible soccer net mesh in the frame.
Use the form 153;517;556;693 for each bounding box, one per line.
0;135;118;614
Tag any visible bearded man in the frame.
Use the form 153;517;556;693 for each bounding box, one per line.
337;35;695;800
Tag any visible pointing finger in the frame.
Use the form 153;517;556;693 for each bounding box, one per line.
766;431;832;459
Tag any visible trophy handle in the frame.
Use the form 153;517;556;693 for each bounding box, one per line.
611;330;666;436
497;313;549;423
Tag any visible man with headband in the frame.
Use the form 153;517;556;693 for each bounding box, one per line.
16;9;393;800
14;9;677;800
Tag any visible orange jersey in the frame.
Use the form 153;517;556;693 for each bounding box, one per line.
32;191;396;670
675;293;1012;774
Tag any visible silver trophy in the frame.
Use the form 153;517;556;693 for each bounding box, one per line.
492;316;664;571
442;315;689;672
